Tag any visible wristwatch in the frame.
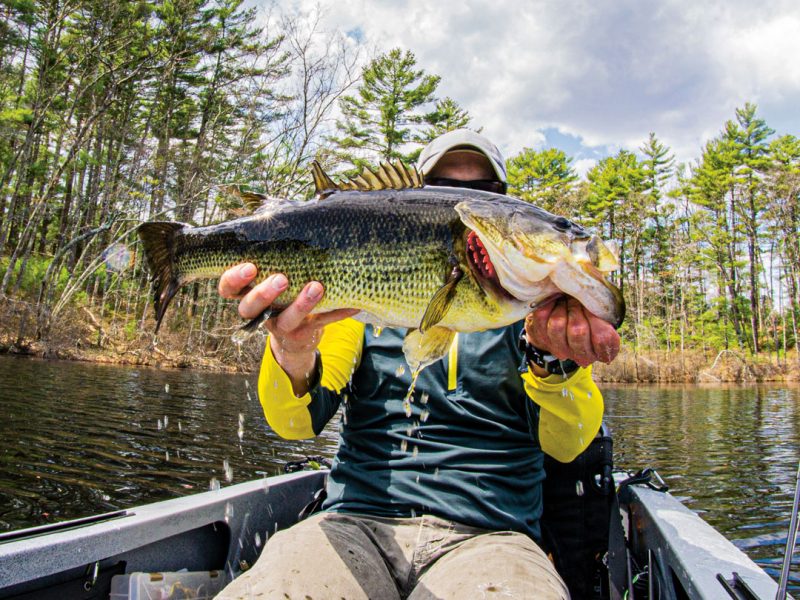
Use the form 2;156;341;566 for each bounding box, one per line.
518;330;579;376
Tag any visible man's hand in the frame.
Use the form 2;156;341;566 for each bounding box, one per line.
218;263;358;395
524;296;620;374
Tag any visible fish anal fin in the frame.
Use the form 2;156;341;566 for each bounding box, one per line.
402;326;456;372
231;306;282;344
420;265;463;332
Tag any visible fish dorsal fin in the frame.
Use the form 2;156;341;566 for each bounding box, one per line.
343;160;424;191
221;185;271;213
311;161;338;198
311;160;424;197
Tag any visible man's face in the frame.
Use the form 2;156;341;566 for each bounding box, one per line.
427;150;496;181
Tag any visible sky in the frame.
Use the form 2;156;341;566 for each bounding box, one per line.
277;0;800;176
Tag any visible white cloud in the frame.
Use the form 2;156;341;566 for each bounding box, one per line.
282;0;800;167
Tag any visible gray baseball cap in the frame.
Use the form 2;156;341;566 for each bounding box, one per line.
417;129;507;183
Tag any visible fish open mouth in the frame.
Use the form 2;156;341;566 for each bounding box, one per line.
466;230;510;298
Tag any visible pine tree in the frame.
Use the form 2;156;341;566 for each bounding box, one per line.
331;48;439;171
506;147;578;213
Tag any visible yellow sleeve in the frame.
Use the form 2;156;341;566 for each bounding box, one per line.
521;366;604;463
257;319;365;439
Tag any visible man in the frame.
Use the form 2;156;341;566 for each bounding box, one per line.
217;130;620;599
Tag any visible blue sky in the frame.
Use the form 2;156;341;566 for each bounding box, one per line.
279;0;800;176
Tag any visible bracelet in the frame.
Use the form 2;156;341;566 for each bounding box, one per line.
517;330;579;376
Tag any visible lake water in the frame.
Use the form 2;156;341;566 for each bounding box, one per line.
0;355;797;588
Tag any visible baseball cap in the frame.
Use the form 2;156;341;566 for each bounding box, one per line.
417;129;507;183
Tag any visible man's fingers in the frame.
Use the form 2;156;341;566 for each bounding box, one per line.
565;300;594;367
525;301;556;348
218;263;258;299
238;273;288;319
587;312;621;363
272;281;324;333
545;300;570;359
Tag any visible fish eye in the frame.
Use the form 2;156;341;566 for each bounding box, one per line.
553;216;572;231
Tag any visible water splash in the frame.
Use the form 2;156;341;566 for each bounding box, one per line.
403;399;412;418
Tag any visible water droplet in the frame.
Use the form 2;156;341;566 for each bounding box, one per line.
254;532;262;548
415;476;420;484
412;446;418;458
163;415;169;428
434;467;440;479
400;439;408;453
178;420;182;432
561;388;568;397
157;419;163;430
420;392;429;405
165;451;170;461
578;422;583;430
101;494;110;501
245;379;250;389
410;508;417;518
225;502;234;522
420;409;430;423
209;477;220;491
373;326;383;337
395;365;406;377
246;392;252;403
587;391;592;400
164;383;170;394
403;400;412;418
406;425;414;436
273;380;278;389
238;413;245;441
224;459;233;482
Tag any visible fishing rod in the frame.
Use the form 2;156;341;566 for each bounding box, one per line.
776;459;800;599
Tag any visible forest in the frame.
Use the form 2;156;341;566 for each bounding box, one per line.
0;0;798;381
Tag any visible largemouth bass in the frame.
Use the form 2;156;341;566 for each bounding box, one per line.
138;162;624;370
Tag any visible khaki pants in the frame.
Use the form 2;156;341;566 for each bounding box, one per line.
217;512;569;599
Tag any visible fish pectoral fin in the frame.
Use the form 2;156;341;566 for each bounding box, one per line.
231;306;280;344
420;265;463;332
402;326;456;372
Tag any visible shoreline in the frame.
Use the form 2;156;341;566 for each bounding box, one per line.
2;334;797;383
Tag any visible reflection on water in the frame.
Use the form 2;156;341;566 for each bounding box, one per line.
604;384;800;586
0;355;337;531
0;356;797;587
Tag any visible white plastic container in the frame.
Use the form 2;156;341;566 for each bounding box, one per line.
110;570;226;600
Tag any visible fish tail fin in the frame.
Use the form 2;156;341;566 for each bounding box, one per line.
137;221;188;332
